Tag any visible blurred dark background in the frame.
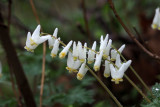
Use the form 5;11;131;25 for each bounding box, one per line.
0;0;160;106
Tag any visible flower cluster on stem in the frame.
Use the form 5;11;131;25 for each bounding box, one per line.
24;25;132;84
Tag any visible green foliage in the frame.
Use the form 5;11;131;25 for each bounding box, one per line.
42;77;95;106
141;83;160;107
0;97;17;107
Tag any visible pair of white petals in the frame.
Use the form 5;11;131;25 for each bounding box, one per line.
108;54;131;84
66;52;88;80
24;25;58;52
99;34;112;59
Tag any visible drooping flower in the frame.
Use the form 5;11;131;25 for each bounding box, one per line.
73;42;78;61
103;39;112;59
88;41;96;64
24;25;49;52
48;28;58;49
24;32;37;52
99;34;108;52
77;61;88;80
78;42;87;63
151;8;160;29
51;38;60;58
94;50;103;71
111;44;125;60
110;58;132;84
59;40;73;59
66;52;81;73
104;57;111;78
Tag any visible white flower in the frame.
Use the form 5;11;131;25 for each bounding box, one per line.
151;8;160;29
103;39;112;59
66;52;81;73
59;40;73;59
0;61;2;77
78;42;87;63
48;28;58;49
24;32;37;52
111;44;125;60
110;59;132;84
104;57;111;78
24;25;49;52
115;54;122;68
51;38;60;58
94;50;103;71
99;34;108;52
100;35;103;44
73;42;78;61
88;41;96;64
77;61;88;80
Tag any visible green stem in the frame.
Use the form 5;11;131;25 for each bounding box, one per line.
86;65;123;107
124;74;151;103
112;45;154;98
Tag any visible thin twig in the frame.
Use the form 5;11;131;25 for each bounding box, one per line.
133;27;144;44
108;0;160;61
29;0;46;107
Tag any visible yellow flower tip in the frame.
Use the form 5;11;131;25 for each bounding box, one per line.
73;57;78;61
158;27;160;30
24;46;34;52
88;61;93;64
72;69;78;73
152;24;157;29
111;78;123;84
29;38;37;46
66;67;69;70
51;53;56;58
59;52;66;59
49;46;53;49
110;58;116;61
104;73;110;78
103;55;108;60
80;59;85;63
69;70;73;73
94;66;99;72
77;73;83;80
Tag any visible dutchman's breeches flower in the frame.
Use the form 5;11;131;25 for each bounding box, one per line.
48;28;58;49
51;38;60;58
73;42;78;61
94;50;103;71
103;39;112;59
88;41;96;64
99;34;108;52
151;8;160;29
77;61;88;80
78;42;87;63
110;60;132;84
24;25;50;52
66;52;81;73
59;40;73;59
104;57;111;78
111;44;125;60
